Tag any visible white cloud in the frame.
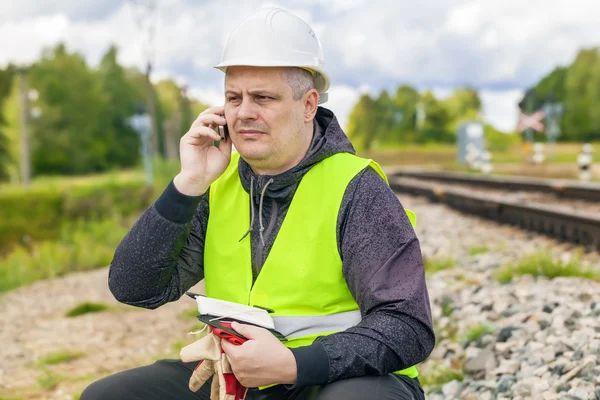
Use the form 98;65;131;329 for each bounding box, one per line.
187;87;225;108
325;85;361;131
1;1;599;132
480;89;524;133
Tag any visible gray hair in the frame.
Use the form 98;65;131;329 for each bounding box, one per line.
282;67;316;100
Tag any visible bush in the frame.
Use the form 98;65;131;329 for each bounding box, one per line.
0;176;153;253
0;214;132;292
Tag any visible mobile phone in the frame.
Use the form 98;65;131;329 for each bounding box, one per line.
222;123;229;140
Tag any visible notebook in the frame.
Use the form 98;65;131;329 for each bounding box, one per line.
187;293;275;331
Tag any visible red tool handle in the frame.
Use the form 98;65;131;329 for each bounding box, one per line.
212;322;247;346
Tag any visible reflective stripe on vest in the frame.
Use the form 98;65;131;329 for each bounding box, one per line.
273;310;362;338
204;151;419;379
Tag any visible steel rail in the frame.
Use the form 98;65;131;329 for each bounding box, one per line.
389;176;600;251
388;169;600;202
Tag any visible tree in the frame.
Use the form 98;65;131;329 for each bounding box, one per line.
346;93;377;151
419;90;451;142
98;45;145;168
563;48;598;141
393;85;419;132
0;68;13;180
28;44;111;175
443;88;481;128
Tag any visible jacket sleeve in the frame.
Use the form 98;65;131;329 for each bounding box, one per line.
107;179;209;309
290;167;435;386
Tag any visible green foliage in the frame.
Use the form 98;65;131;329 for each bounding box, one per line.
0;174;152;253
468;246;490;257
0;67;14;180
464;323;494;342
494;251;600;284
38;350;85;365
66;302;111;317
529;47;600;142
0;43;207;181
0;214;132;292
347;85;482;149
420;364;464;393
484;122;521;152
424;256;456;273
440;296;454;317
347;94;378;151
36;369;59;390
28;44;111;174
97;46;145;169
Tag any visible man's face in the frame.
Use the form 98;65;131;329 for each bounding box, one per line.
224;66;308;172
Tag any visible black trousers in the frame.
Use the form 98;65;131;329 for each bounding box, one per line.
81;359;425;400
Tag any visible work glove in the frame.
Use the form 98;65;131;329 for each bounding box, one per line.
180;330;248;400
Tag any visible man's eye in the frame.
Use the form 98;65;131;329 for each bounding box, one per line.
227;96;239;102
258;96;273;100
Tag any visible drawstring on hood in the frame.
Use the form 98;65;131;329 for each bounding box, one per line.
238;176;256;242
238;176;274;245
258;178;274;246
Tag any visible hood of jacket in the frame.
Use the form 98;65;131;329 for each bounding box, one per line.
237;106;356;202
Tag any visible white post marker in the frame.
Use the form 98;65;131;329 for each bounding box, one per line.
532;142;545;164
578;143;593;181
480;151;493;175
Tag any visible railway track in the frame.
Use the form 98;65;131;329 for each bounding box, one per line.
387;169;600;251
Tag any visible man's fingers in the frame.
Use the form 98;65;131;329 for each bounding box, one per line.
192;107;226;128
230;322;268;339
200;106;225;116
220;339;240;356
183;126;222;143
192;115;227;129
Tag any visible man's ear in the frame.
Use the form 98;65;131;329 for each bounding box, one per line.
303;89;319;122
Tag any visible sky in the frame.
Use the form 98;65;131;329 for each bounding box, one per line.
2;0;600;133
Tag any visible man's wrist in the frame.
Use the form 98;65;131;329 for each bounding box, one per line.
279;348;298;384
173;173;209;196
288;342;329;388
154;179;205;223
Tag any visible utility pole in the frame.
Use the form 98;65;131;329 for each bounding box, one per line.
145;62;159;156
130;0;159;157
16;67;31;186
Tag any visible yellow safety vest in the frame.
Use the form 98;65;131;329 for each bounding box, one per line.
204;151;418;379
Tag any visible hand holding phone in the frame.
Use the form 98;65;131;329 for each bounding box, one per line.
174;107;232;196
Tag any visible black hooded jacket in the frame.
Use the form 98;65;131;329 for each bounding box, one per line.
108;106;435;387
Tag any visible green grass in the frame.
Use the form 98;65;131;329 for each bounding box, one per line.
494;251;600;284
468;246;489;257
0;214;132;293
420;364;464;393
38;350;86;366
424;256;456;274
463;323;494;342
66;302;111;317
440;297;454;317
36;369;60;390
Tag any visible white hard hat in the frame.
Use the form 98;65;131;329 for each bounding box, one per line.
215;7;330;104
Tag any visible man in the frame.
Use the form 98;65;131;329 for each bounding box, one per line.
82;7;434;400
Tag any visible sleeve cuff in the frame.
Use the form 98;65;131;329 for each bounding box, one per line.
289;342;330;388
154;179;205;223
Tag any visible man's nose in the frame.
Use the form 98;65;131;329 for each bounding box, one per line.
237;97;258;120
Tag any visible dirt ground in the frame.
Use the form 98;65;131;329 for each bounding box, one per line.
0;268;206;400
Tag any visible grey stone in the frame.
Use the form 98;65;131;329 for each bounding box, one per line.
442;380;462;398
497;374;516;393
464;348;497;375
497;327;518;343
557;384;572;393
